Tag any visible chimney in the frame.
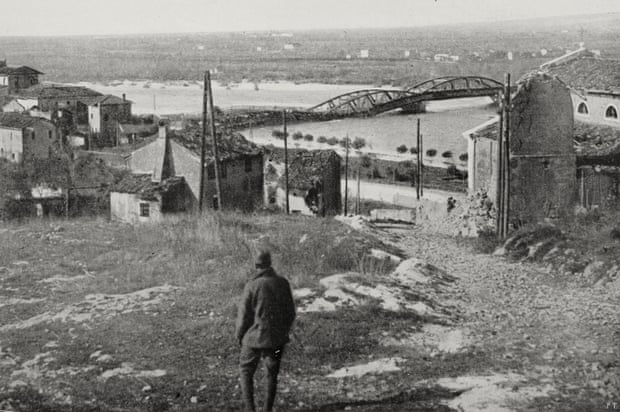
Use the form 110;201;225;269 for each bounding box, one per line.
122;93;126;101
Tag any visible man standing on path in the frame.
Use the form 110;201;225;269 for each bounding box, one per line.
236;251;296;412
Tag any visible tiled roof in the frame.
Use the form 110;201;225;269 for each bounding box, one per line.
111;173;186;201
0;112;51;129
173;130;262;161
544;56;620;91
462;116;500;141
0;66;44;75
286;150;341;190
16;84;102;100
88;94;131;106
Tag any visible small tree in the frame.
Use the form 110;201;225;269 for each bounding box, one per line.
459;153;468;161
442;151;453;158
292;131;303;140
360;155;372;168
352;137;366;150
317;136;327;143
426;149;437;157
303;134;314;142
409;146;418;154
396;144;408;154
327;137;339;146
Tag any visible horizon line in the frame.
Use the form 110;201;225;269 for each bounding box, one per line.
0;11;618;39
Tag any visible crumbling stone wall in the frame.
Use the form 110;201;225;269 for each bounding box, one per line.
509;74;576;226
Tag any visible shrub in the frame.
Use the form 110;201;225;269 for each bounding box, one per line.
272;130;289;140
292;131;303;140
459;153;468;161
409;146;418;154
338;138;349;148
317;136;327;143
396;144;408;154
442;151;453;158
360;155;372;168
303;134;314;141
352;137;366;150
426;149;437;157
327;137;339;146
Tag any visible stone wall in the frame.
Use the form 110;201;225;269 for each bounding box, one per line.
508;74;576;226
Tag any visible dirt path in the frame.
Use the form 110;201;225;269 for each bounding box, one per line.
375;225;620;411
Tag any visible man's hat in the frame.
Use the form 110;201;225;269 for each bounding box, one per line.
255;251;272;268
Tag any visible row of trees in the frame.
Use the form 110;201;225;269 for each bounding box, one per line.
395;144;468;161
271;130;367;150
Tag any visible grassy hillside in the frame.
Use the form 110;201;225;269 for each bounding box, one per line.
0;213;403;410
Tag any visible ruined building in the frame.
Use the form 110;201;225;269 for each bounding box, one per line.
463;73;576;227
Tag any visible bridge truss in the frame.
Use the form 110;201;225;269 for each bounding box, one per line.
308;76;504;117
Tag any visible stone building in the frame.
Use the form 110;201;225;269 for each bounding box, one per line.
128;126;264;211
0;61;43;94
266;149;341;216
110;174;192;224
463;73;576;227
87;94;132;146
15;84;103;125
0;113;59;163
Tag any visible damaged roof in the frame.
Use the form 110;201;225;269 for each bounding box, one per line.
574;122;620;159
172;130;262;161
112;173;187;201
544;56;620;91
465;117;620;163
285;149;341;190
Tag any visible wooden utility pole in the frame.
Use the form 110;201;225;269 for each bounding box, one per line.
496;91;505;237
416;118;421;200
283;110;289;214
356;161;361;215
344;135;349;215
419;133;424;197
206;71;222;210
502;73;512;237
199;72;208;212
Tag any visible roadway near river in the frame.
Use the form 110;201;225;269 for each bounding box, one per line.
341;178;464;207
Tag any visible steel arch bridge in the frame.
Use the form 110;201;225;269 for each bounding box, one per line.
307;76;504;117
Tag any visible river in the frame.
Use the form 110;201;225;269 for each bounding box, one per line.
78;80;497;167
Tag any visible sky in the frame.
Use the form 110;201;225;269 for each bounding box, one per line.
1;0;620;36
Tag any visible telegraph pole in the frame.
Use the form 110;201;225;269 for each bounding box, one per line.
344;135;349;215
199;72;208;212
416;119;421;200
282;110;289;214
419;133;424;197
206;70;222;210
502;73;512;237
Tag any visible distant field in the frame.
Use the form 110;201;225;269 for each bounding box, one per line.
1;15;619;85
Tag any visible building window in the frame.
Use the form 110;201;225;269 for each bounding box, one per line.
139;202;150;217
11;153;15;160
577;102;589;115
245;157;252;172
90;113;93;119
207;164;215;180
48;130;52;139
605;105;618;119
103;114;109;122
32;131;35;140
